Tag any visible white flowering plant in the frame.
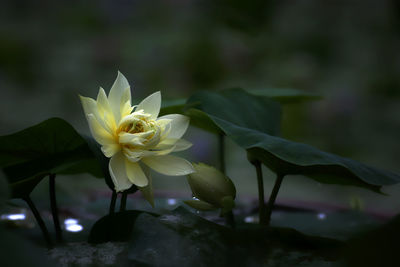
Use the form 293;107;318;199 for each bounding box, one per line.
80;72;195;204
1;71;399;266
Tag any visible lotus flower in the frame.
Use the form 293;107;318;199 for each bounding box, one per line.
80;72;194;192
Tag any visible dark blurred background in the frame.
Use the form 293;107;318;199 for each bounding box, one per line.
1;0;399;215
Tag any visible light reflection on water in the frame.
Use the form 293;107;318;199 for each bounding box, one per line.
317;213;327;220
167;198;177;205
64;218;78;225
1;213;26;221
64;218;83;232
243;212;328;224
66;224;83;232
244;216;257;223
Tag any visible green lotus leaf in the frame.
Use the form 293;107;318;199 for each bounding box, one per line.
0;118;102;198
186;89;400;191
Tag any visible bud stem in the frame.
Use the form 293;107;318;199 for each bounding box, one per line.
265;173;285;226
225;210;236;229
23;196;53;248
109;190;117;215
219;134;235;228
218;134;226;174
253;160;267;225
119;191;127;212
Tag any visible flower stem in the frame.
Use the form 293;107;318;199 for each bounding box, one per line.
23;196;53;248
218;134;226;174
109;190;117;215
49;173;63;243
253;160;267;225
265;173;284;226
119;191;127;212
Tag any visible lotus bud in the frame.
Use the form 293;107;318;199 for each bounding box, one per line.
184;163;236;213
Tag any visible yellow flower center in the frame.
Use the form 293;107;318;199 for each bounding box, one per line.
116;110;161;151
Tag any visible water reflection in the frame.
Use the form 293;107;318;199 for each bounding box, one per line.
1;213;26;221
64;218;83;232
66;224;83;232
317;213;326;220
167;198;177;205
64;218;78;225
244;216;257;223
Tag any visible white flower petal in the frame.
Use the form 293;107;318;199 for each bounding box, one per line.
138;165;154;207
102;111;117;134
142;127;161;148
119;131;154;141
123;148;144;162
117;111;150;128
119;132;146;146
142;155;194;176
153;145;177;155
157;138;192;152
120;86;132;113
97;87;117;131
136;91;161;120
124;147;174;161
156;118;173;127
79;95;99;117
125;161;148;187
120;100;134;118
97;88;111;113
108;71;131;123
97;88;114;117
101;144;120;158
80;94;115;140
144;145;176;157
156;118;172;142
86;114;115;145
173;139;192;152
157;114;189;140
109;152;132;192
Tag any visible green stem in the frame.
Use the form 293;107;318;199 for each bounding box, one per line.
265;173;285;226
219;134;235;228
225;210;236;229
253;160;267;225
49;173;63;243
119;191;127;212
23;196;53;249
109;190;117;215
218;134;226;174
